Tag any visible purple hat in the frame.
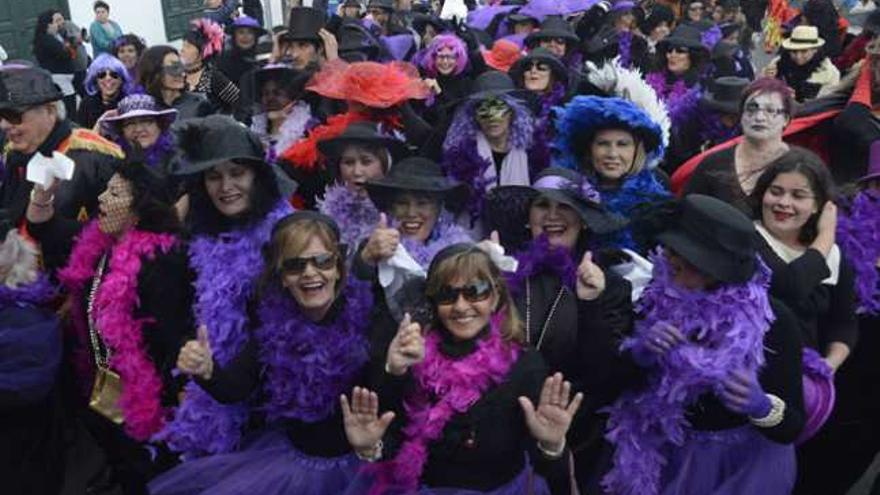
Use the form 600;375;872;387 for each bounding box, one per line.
795;348;836;445
226;15;268;36
859;140;880;184
101;94;178;137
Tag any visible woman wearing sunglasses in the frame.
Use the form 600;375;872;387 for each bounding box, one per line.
342;243;583;494
76;53;134;130
508;48;573;144
151;211;395;495
180;18;241;114
155;116;294;460
137;45;212;120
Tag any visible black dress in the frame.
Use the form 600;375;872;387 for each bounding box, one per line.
682;146;753;215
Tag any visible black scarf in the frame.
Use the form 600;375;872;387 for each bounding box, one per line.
778;51;825;102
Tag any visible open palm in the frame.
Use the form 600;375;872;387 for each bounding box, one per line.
340;386;395;452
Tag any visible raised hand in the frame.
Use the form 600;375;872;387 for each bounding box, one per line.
576;251;606;301
717;369;771;418
318;28;339;62
811;201;838;257
386;313;425;376
341;386;395;456
361;213;400;265
519;373;584;453
177;325;214;380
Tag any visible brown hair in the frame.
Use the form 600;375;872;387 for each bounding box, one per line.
583;129;648;180
260;218;347;297
425;247;525;344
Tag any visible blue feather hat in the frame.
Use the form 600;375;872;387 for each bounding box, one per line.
552;95;665;172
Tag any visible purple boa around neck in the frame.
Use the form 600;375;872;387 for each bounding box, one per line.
836;189;880;315
619;31;634;68
601;249;774;495
443;95;534;153
397;210;472;268
117;131;175;169
156;200;293;458
645;72;702;131
697;110;740;147
0;275;56;308
318;184;380;256
540;82;567;121
256;278;373;422
506;235;577;297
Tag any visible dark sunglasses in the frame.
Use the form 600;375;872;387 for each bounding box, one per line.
0;106;34;125
162;62;186;77
98;70;121;80
433;280;494;306
669;46;691;54
281;253;337;274
525;62;551;72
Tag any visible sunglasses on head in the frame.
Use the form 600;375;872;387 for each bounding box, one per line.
98;70;121;80
433;280;494;306
281;253;338;275
0;106;35;125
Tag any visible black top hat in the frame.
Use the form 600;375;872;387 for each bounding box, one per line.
656;194;757;284
0;66;63;111
659;24;709;53
173;115;266;175
701;76;748;114
365;157;467;213
285;7;326;43
318;122;408;167
467;70;519;101
485;167;627;250
367;0;395;11
509;48;569;87
524;16;580;47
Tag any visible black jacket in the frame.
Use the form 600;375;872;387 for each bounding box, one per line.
33;33;76;74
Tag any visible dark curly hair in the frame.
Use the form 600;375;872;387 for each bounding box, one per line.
138;45;179;103
115;156;182;234
113;33;147;59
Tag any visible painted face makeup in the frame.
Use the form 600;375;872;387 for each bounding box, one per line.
740;92;788;141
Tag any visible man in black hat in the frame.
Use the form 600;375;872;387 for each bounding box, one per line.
278;7;339;70
0;65;121;225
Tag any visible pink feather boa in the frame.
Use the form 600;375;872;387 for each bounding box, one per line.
58;222;178;441
367;312;521;493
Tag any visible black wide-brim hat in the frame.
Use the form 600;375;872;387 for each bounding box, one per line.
658;24;709;53
172;115;266;175
509;47;569;86
254;64;310;100
467;70;523;101
318;121;409;167
365;157;467;213
524;16;580;47
0;65;63;111
655;194;757;284
701;76;748;114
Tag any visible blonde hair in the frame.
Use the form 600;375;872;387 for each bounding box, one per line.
425;247;525;344
584;130;649;179
0;230;40;288
260;218;346;296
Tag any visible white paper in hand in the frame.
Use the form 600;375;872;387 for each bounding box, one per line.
26;151;75;188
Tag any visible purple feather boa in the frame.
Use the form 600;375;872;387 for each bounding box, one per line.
443;95;534;153
506;235;577;297
117;131;175;169
619;31;634;69
0;275;56;308
396;210;473;268
646;72;702;131
156;200;293;458
836;189;880;315
317;184;380;254
256;278;373;422
601;249;774;495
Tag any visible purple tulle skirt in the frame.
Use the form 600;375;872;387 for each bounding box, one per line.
148;428;362;495
343;463;550;494
659;425;796;495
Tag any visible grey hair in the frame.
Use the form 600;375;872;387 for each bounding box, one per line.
0;230;40;288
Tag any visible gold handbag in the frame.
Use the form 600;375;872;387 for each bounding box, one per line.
89;366;124;424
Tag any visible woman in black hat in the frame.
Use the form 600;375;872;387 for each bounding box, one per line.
640;4;674;56
342;243;582;494
249;64;314;157
524;15;582;68
746;148;858;493
138;45;213;120
156;115;295;460
509;48;572;119
150;211;397;495
485;167;635;494
597;194;805;495
441;71;548;223
26;158;194;494
317;121;408;255
584;2;651;73
357;157;472;273
180;18;241;113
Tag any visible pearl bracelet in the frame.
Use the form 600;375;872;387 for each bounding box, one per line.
749;394;786;428
355;440;383;462
537;438;566;459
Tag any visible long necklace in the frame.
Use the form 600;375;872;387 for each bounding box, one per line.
86;254;110;369
524;279;565;350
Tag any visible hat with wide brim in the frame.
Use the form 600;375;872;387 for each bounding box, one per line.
0;66;63;111
102;94;178;137
655;194;757;284
781;25;825;50
318;121;409;167
481;39;524;72
524;15;580;47
226;15;268;37
466;70;522;101
365;157;468;213
172;115;266;175
658;24;710;53
254;64;310;99
508;47;569;86
795;348;836;445
701;76;749;114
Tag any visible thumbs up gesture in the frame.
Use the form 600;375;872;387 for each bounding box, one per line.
385;313;425;376
576;251;606;301
176;325;214;380
361;213;401;266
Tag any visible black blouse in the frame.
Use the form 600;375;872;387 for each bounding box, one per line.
682;146;753;215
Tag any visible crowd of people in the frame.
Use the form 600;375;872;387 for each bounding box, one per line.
1;0;879;493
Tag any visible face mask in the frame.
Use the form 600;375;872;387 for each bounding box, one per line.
475;97;511;123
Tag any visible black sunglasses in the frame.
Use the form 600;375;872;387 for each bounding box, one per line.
525;62;551;72
98;70;121;80
162;62;186;77
0;106;35;125
281;253;338;274
433;280;494;306
669;46;691;54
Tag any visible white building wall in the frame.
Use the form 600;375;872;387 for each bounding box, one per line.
66;0;286;55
